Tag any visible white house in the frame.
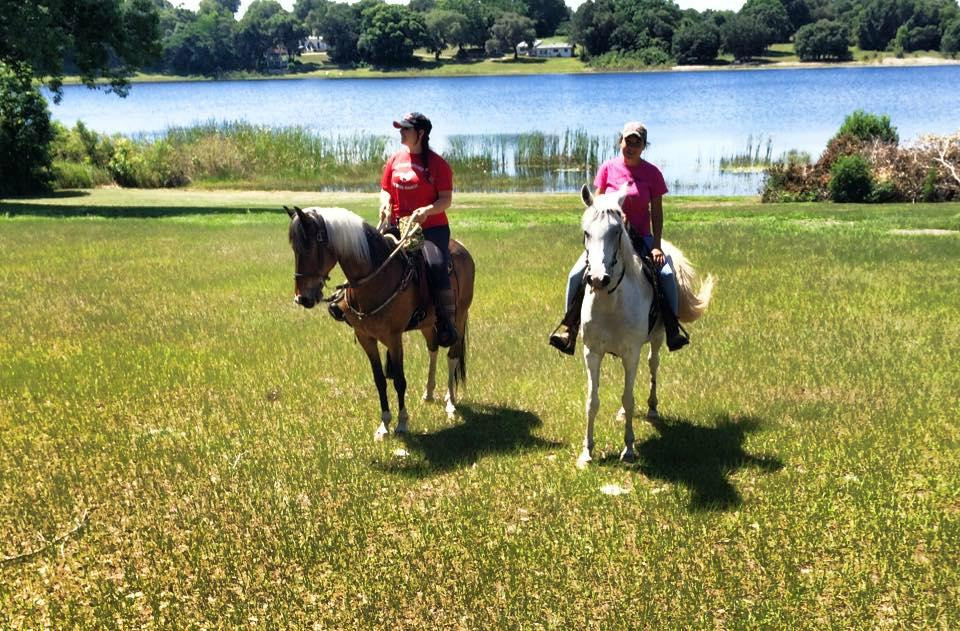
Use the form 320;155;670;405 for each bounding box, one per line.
517;39;575;58
531;42;574;58
300;35;328;53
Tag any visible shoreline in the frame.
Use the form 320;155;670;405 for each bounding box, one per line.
59;55;960;86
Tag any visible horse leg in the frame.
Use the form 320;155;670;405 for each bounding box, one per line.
647;337;663;421
619;348;641;463
423;346;438;402
445;355;459;419
385;335;408;435
578;347;603;469
357;335;391;441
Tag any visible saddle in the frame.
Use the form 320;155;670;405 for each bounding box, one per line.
626;227;662;334
404;250;455;331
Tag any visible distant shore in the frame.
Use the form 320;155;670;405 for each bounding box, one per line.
60;52;960;86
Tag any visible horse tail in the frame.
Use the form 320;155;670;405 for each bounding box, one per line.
663;240;716;323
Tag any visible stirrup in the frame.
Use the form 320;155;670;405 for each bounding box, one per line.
435;323;458;348
666;323;689;352
548;324;576;356
328;300;347;322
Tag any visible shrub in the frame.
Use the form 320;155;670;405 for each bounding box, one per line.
921;167;939;202
52;160;112;189
836;110;898;144
829;154;873;202
108;138;146;187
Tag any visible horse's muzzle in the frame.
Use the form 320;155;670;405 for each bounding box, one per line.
295;295;317;309
588;274;611;290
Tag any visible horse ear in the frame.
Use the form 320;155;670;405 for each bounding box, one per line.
283;205;294;219
580;184;593;208
294;206;307;224
315;214;328;244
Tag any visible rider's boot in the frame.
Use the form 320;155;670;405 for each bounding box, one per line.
660;295;689;351
548;284;585;356
327;291;348;323
434;288;459;348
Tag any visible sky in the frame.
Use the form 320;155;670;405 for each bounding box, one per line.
172;0;746;18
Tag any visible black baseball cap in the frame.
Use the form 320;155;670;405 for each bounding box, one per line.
392;112;432;132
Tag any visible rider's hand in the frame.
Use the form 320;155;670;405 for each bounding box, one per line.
650;248;666;266
378;204;391;227
410;206;430;225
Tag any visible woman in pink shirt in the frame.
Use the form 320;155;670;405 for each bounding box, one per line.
549;121;688;355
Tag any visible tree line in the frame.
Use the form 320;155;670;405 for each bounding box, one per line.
572;0;960;67
155;0;570;74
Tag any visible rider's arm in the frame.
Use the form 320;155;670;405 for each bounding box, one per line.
650;195;664;251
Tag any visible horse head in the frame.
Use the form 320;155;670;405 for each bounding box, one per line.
286;205;335;309
580;184;629;291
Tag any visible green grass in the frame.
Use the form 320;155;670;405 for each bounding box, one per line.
2;189;959;627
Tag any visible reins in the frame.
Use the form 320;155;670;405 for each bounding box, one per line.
325;218;423;319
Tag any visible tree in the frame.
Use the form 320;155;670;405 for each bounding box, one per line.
437;0;491;50
572;0;617;57
0;0;160;194
672;19;721;64
424;9;467;59
782;0;813;32
356;3;428;66
0;0;161;102
0;63;55;195
317;3;362;64
525;0;570;37
857;0;912;51
944;17;960;54
722;14;772;60
237;0;307;70
485;12;536;59
163;4;240;75
794;19;851;60
741;0;792;44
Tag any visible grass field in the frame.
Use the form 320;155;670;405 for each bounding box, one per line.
1;189;959;627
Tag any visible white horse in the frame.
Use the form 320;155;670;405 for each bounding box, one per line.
576;185;715;469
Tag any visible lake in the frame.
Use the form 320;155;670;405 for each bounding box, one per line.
47;65;960;195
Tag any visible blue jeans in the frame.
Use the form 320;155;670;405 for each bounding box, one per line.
565;235;678;315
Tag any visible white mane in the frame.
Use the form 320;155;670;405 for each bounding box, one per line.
307;207;371;266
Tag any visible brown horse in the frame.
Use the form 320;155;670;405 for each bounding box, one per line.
286;205;475;440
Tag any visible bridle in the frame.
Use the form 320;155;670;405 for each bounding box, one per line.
584;211;627;295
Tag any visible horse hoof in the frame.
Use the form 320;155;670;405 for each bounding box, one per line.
646;408;660;421
374;423;389;442
616;407;627;422
422;391;435;403
619;447;636;463
576;453;592;469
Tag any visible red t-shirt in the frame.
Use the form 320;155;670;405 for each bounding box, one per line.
380;150;453;230
593;157;668;236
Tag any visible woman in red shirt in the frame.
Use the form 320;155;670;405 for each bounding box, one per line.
378;112;458;347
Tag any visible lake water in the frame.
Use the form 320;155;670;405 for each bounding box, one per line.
47;65;960;195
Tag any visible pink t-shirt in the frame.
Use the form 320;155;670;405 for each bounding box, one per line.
593;157;668;236
381;150;453;230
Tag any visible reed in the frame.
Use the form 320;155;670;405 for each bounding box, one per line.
719;134;775;172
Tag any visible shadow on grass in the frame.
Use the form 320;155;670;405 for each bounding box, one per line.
0;201;287;219
599;413;783;511
379;403;561;477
